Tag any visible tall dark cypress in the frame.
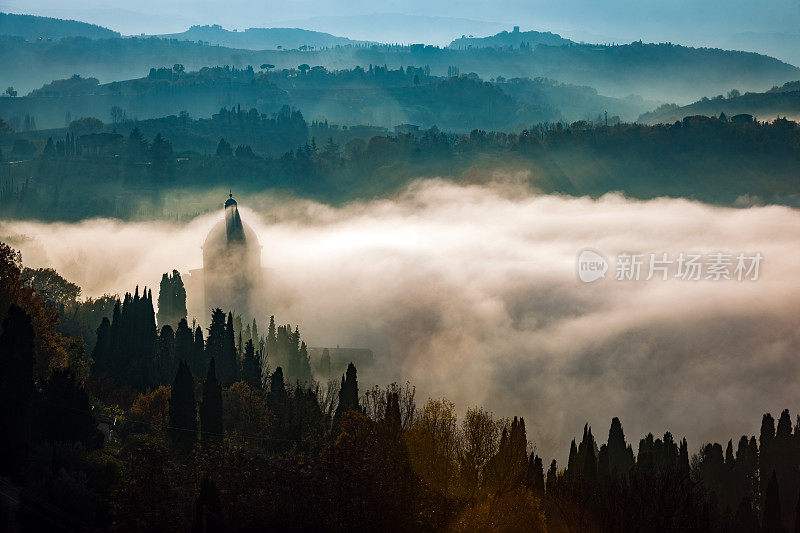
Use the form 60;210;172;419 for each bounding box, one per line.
157;270;187;329
266;367;288;441
546;460;558;494
241;339;261;390
297;341;312;384
319;348;331;378
578;424;597;484
205;308;226;374
128;286;157;390
168;360;197;449
200;358;223;441
91;315;112;374
607;417;634;477
193;325;206;377
597;444;610;482
794;490;800;533
763;470;783;533
266;315;276;356
175;318;193;364
214;312;238;386
41;368;103;449
567;439;578;477
155;324;176;386
0;305;36;476
334;363;360;425
191;475;223;533
735;497;759;533
524;453;545;498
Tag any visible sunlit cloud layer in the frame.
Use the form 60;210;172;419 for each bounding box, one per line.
4;179;800;460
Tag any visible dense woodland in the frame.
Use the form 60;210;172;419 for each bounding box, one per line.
1;112;799;221
2;238;800;531
0;65;646;131
639;81;800;124
1;32;797;103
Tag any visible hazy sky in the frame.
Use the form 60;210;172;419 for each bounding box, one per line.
4;179;800;461
3;0;800;45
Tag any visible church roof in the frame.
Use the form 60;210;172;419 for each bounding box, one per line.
202;194;260;251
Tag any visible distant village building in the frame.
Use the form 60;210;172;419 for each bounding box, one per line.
394;123;420;136
309;346;375;377
730;113;755;125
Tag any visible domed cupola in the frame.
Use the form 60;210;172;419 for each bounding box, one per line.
224;192;245;243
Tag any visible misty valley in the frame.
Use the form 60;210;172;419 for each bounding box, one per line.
2;5;800;533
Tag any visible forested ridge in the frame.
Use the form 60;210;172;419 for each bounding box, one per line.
1;33;796;101
0;66;649;131
1;112;800;221
2;240;800;531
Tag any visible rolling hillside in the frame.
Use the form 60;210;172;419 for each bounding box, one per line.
0;12;120;40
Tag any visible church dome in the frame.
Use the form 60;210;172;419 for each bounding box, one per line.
203;194;261;251
202;216;261;251
199;193;264;321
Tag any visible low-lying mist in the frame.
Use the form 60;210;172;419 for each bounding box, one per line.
3;178;800;461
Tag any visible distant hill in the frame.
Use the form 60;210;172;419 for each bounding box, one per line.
726;32;800;69
638;80;800;124
155;24;372;50
0;12;119;41
0;65;640;133
449;27;573;50
1;35;798;103
276;13;508;46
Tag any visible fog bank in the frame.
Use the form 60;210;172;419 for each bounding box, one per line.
3;179;800;461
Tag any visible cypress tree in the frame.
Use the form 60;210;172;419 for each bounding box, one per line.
175;318;193;364
334;363;360;425
216;138;232;157
214;312;238;386
266;367;288;440
578;424;597;484
191;475;223;533
241;339;261;390
200;358;223;441
266;315;276;355
41;368;103;449
597;444;610;482
288;338;312;385
168;360;197;449
546;460;558;494
679;438;690;477
524;453;545;498
567;439;578;477
763;470;783;533
319;348;331;378
607;417;633;477
794;491;800;533
193;325;206;377
735;497;759;533
155;324;175;385
157;270;187;329
205;308;226;373
91;316;112;374
0;305;36;476
385;391;401;430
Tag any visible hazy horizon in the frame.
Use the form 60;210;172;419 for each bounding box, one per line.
4;0;800;48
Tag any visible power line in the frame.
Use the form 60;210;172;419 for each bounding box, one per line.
0;477;95;532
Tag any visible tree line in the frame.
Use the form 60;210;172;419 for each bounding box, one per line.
3;240;800;530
